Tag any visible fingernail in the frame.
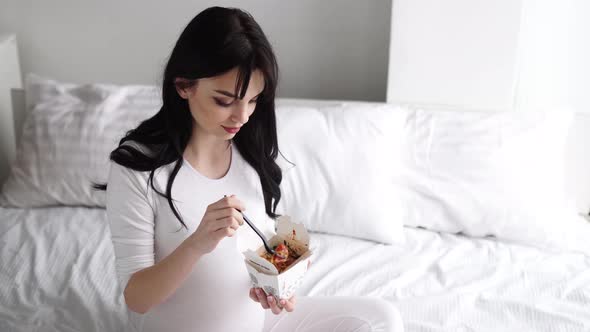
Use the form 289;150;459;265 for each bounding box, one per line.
280;300;286;305
256;288;261;295
267;296;274;302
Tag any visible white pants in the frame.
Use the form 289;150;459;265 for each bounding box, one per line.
263;296;404;332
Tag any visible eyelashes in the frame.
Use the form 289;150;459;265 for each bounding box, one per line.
213;98;232;107
213;97;258;107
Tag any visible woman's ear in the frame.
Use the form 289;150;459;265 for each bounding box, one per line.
174;78;194;99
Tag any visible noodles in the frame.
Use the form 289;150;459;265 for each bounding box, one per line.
260;242;300;273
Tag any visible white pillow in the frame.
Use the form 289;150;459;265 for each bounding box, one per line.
399;106;590;253
275;102;406;245
0;74;161;207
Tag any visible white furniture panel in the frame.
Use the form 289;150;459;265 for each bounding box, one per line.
387;0;523;109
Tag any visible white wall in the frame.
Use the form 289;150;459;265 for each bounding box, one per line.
0;0;391;101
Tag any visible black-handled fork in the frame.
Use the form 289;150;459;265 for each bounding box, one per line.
241;212;276;256
223;195;275;255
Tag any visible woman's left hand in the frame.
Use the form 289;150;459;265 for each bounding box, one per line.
249;288;296;314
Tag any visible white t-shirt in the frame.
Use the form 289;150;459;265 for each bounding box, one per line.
106;143;275;332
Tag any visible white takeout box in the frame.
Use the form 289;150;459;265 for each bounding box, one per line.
243;215;313;301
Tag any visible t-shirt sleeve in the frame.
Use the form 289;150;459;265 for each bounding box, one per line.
106;161;156;290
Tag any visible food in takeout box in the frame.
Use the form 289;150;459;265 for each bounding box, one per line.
260;242;299;273
243;216;313;301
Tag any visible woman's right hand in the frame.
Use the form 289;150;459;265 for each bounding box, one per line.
187;195;245;255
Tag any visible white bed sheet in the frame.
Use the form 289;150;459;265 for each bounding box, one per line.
304;231;590;332
0;207;126;332
1;207;589;332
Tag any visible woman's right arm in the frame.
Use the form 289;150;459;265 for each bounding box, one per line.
122;235;203;314
106;163;245;314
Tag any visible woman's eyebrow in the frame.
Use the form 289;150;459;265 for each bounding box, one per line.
214;89;262;99
214;89;237;98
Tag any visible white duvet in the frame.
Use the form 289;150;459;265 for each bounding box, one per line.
0;207;589;332
303;231;590;332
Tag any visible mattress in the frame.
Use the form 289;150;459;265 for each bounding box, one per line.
1;207;589;332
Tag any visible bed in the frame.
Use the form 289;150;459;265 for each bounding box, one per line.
1;206;590;332
1;76;590;332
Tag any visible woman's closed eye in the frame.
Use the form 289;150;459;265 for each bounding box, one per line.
213;97;233;107
213;97;258;107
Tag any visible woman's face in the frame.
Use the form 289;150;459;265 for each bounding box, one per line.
176;67;265;141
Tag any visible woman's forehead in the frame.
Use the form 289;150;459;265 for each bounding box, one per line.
204;68;265;96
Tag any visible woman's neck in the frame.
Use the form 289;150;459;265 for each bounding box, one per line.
183;131;232;179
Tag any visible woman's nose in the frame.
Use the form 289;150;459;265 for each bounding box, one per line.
231;102;250;124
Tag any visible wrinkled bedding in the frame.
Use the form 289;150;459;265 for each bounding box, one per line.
1;207;589;332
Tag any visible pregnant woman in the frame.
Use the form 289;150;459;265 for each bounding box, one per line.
99;6;404;332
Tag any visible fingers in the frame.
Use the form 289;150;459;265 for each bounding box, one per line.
205;196;246;231
267;296;283;315
254;288;270;309
250;288;295;314
249;288;259;303
280;296;296;312
211;195;246;213
219;208;244;227
210;208;242;229
203;208;242;237
213;226;236;239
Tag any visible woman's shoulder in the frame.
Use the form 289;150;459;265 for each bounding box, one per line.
108;141;164;184
107;159;149;191
120;140;157;157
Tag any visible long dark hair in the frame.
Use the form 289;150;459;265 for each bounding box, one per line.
94;7;282;230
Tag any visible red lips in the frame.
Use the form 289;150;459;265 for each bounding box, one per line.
222;126;240;134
